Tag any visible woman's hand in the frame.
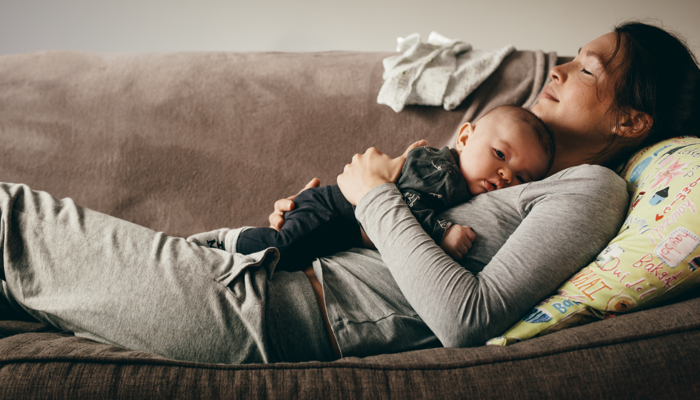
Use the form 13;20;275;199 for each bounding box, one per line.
268;178;321;231
337;140;426;206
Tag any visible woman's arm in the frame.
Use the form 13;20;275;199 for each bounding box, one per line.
353;166;628;347
269;140;426;229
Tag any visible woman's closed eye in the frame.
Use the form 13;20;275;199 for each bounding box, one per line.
578;66;599;86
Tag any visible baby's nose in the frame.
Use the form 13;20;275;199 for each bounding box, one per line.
499;170;511;186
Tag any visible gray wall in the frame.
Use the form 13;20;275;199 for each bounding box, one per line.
1;0;699;57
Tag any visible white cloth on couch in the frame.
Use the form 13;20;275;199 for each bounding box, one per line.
377;32;515;112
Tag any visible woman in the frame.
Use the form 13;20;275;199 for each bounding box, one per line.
1;22;699;364
271;22;700;358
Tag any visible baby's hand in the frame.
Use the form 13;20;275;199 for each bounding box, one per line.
440;224;476;260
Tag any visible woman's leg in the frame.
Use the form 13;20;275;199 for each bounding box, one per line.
265;269;337;362
0;183;279;364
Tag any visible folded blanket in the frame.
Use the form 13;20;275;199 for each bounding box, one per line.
377;32;514;112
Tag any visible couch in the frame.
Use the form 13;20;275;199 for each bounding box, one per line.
0;49;698;399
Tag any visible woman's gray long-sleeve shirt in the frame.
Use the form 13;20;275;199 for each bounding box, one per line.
313;165;629;357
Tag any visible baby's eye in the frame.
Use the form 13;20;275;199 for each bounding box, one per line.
495;150;505;160
581;68;592;75
516;175;525;184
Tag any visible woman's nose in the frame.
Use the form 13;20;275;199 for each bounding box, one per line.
549;63;565;83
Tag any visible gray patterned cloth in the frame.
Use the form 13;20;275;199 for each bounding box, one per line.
377;32;514;112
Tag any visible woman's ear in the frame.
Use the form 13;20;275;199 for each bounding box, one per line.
455;123;474;152
616;110;653;138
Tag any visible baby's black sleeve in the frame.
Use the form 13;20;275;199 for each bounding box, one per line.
399;188;453;244
396;146;471;245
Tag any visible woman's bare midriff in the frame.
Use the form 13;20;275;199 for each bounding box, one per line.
303;266;342;358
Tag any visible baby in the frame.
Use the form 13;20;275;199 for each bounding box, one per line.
188;105;554;270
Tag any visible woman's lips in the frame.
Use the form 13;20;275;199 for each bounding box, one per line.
540;86;559;102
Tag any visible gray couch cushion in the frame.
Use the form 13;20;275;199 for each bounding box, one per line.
0;293;698;398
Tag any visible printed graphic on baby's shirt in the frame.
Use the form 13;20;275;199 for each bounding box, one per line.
403;192;419;208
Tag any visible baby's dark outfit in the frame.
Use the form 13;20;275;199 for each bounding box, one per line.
236;146;471;271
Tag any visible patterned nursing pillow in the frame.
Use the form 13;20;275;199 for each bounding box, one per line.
488;136;700;345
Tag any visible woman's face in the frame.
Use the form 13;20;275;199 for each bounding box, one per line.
531;32;620;140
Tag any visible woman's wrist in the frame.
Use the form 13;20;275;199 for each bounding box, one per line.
338;174;392;206
355;183;399;221
337;141;426;206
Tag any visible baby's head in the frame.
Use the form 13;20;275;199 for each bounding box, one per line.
455;105;554;195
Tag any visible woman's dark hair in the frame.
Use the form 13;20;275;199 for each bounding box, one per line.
605;21;700;164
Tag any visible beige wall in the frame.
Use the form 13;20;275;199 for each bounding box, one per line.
1;0;699;57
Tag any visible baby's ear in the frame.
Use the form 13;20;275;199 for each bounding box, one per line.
455;123;474;152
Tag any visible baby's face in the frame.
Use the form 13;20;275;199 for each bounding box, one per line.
455;116;550;196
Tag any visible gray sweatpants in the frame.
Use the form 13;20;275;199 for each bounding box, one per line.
0;183;334;364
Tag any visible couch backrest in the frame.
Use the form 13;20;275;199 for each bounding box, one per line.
0;50;555;237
